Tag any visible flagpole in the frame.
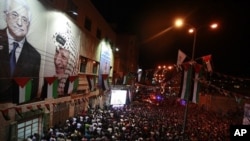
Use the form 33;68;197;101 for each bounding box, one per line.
175;18;218;134
182;26;197;133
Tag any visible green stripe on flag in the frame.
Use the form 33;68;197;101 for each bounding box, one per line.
73;77;79;91
53;79;58;98
25;80;32;101
19;79;32;103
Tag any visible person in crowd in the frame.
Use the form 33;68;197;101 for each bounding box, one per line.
0;0;41;103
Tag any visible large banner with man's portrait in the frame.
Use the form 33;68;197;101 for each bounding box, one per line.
0;0;81;104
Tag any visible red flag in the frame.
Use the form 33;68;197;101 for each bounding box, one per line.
45;104;50;111
15;107;23;117
37;104;43;111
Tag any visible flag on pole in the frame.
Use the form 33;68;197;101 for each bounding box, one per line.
192;64;203;103
177;49;187;65
14;77;32;104
180;63;192;101
202;54;213;72
44;77;58;98
67;76;79;93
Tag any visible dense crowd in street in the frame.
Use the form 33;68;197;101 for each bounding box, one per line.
32;96;243;141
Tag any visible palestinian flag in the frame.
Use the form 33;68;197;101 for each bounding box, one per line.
15;107;23;117
180;63;192;101
192;64;203;103
14;77;32;103
44;77;58;98
177;49;187;65
68;75;79;93
202;54;213;72
1;109;10;121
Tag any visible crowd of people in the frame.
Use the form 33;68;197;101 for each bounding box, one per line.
36;96;242;141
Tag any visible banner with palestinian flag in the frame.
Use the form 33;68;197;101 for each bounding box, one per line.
43;77;58;99
202;54;213;72
14;77;32;104
67;75;79;93
192;64;203;103
180;63;192;101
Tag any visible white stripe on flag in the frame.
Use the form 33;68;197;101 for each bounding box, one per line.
19;87;25;103
206;61;212;72
47;81;58;98
47;83;53;98
68;81;74;93
19;80;31;103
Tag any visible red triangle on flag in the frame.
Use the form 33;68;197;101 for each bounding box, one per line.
45;104;50;111
15;107;22;117
1;109;10;120
182;63;191;71
202;55;212;62
194;64;203;73
14;77;31;88
45;77;57;85
69;75;78;82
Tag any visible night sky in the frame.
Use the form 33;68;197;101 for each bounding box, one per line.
91;0;250;77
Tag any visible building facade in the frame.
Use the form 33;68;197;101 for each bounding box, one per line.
0;0;139;140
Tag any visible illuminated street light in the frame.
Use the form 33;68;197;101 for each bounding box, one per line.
210;23;218;29
175;18;184;27
174;18;218;133
174;18;218;60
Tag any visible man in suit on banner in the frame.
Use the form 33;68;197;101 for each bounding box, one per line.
0;0;41;103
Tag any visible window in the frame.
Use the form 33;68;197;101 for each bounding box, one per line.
84;17;92;31
17;117;41;140
80;57;88;73
96;28;102;39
